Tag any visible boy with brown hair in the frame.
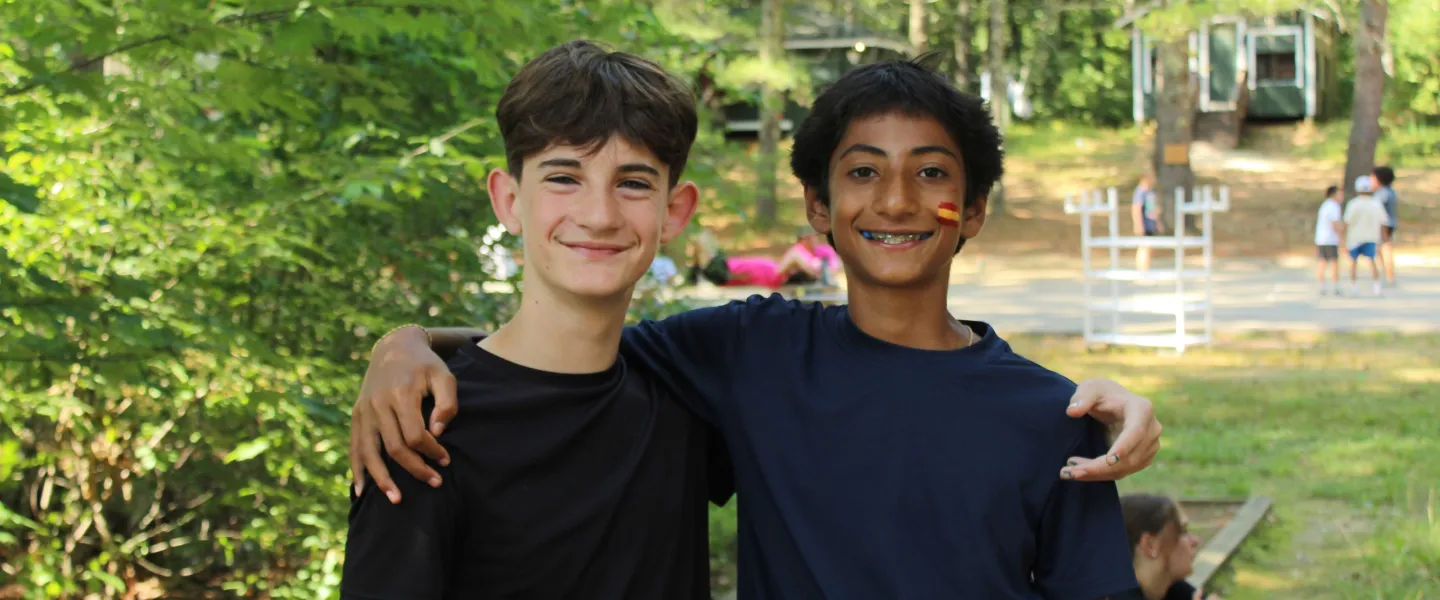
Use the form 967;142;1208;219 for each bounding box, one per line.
340;41;728;599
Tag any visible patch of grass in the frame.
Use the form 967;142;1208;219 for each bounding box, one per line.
1008;332;1440;598
1248;119;1440;169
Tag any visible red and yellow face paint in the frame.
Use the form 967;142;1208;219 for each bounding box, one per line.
937;202;961;228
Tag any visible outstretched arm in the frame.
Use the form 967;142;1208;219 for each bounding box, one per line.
1060;378;1161;482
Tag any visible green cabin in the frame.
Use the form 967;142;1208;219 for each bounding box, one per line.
720;4;912;140
1125;9;1341;131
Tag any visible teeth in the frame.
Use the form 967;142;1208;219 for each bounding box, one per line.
862;231;931;244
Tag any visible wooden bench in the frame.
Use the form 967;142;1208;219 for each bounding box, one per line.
1185;495;1273;589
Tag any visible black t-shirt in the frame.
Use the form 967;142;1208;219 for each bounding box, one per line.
341;343;732;600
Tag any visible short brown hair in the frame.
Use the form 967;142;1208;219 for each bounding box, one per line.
1120;494;1181;557
496;41;697;186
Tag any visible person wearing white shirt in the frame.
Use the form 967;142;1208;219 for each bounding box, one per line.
1313;185;1343;295
1342;175;1388;297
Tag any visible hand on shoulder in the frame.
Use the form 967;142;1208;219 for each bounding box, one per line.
350;326;458;503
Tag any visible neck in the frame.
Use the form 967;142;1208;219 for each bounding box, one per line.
844;269;969;350
1132;559;1171;600
480;277;630;374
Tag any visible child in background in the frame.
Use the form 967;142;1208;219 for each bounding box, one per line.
1115;494;1221;600
1313;185;1343;295
1371;166;1398;286
1343;175;1387;297
1132;173;1165;272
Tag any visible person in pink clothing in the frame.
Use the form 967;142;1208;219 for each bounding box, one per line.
701;228;840;288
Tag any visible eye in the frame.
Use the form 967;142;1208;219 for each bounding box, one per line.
847;166;878;178
919;166;947;179
545;175;579;185
619;179;655;191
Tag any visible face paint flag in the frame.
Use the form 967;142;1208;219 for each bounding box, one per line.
937;202;960;227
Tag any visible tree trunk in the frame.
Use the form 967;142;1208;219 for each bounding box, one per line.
986;0;1008;215
910;0;929;53
757;0;785;228
1152;34;1196;232
1342;0;1388;199
954;0;973;92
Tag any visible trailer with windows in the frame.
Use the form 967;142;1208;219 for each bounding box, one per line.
1122;8;1341;136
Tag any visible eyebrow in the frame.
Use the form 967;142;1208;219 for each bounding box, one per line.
617;163;661;177
537;157;581;169
838;144;958;160
535;158;660;178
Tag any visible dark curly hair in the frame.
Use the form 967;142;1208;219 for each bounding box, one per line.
790;53;1004;212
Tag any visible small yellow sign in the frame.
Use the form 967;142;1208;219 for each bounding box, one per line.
1163;143;1189;165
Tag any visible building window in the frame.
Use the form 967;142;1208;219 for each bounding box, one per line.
1249;30;1301;87
1255;51;1297;84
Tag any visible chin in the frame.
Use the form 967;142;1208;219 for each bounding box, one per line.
558;268;645;299
848;264;941;289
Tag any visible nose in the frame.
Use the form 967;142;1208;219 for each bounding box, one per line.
871;171;921;220
572;186;625;233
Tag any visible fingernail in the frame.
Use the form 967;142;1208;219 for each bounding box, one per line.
386;490;401;504
1068;402;1079;408
1108;453;1121;465
433;423;446;436
1061;470;1073;479
439;457;451;467
1066;460;1080;466
428;477;442;487
353;482;363;497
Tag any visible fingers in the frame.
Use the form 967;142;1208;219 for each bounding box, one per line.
359;417;401;504
1066;382;1101;418
1061;425;1160;482
379;401;443;489
393;386;450;467
428;369;458;439
350;407;367;497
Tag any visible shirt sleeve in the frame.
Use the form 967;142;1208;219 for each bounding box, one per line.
1031;418;1140;600
707;423;737;506
620;299;753;425
341;451;462;600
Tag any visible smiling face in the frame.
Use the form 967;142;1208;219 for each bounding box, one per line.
805;112;984;290
487;136;697;302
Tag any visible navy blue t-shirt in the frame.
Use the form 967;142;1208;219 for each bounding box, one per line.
622;294;1138;600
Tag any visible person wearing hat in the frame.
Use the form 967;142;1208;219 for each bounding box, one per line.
1341;175;1388;297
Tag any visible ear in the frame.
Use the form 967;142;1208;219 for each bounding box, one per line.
487;168;523;236
1138;532;1161;559
804;186;832;235
659;181;700;244
962;194;988;239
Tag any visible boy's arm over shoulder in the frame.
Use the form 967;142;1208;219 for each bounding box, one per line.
342;449;461;600
621;294;795;423
1032;417;1140;600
